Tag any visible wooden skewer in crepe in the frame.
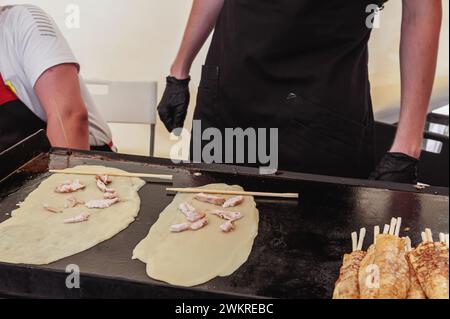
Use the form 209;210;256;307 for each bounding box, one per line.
421;232;428;243
376;218;401;243
395;217;402;237
438;233;449;248
357;228;366;251
166;188;299;199
439;233;445;244
380;217;402;238
425;228;434;243
374;226;380;244
49;169;173;181
351;231;358;252
380;217;400;237
351;228;367;252
405;236;413;252
389;218;397;236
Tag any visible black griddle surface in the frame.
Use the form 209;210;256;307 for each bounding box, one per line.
0;149;448;299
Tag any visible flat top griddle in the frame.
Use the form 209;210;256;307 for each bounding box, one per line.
0;131;448;299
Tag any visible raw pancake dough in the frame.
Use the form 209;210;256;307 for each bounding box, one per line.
0;165;145;265
133;184;259;287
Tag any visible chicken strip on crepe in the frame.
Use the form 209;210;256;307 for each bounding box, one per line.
194;193;226;206
408;231;449;299
333;228;367;299
55;180;85;193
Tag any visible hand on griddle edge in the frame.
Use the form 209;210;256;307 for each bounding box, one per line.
158;76;191;136
369;152;419;184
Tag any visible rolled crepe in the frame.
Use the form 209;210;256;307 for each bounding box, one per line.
408;242;449;299
358;235;410;299
333;251;366;299
406;252;427;299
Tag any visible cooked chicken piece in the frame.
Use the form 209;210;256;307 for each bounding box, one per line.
190;218;209;231
179;202;205;222
194;193;226;206
170;223;191;233
64;213;90;224
220;221;235;233
223;196;244;208
64;196;85;209
333;251;367;299
85;198;120;209
358;235;410;299
211;210;242;222
55;180;85;193
103;192;118;199
95;175;112;185
179;202;196;215
96;179;115;193
43;204;63;214
408;242;449;299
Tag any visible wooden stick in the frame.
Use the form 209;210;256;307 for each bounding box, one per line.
383;225;390;235
425;228;433;243
389;218;397;235
357;228;366;251
446;234;449;248
395;217;402;237
50;169;173;181
421;232;428;243
166;188;299;199
405;237;413;252
352;232;358;252
374;226;380;244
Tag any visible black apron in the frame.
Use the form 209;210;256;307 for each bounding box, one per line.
192;0;377;179
0;74;46;153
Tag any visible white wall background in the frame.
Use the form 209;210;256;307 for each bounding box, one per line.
2;0;449;157
370;0;449;113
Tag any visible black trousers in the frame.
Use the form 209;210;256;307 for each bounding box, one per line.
0;100;46;153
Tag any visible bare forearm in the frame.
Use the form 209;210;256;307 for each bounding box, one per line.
46;109;89;150
171;0;225;79
35;64;90;150
392;0;442;158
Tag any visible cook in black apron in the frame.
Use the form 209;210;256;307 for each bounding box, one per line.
158;0;399;179
0;74;46;153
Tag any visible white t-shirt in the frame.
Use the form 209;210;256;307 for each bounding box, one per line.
0;4;113;147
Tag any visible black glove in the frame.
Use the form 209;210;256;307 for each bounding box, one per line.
369;152;419;184
157;76;190;135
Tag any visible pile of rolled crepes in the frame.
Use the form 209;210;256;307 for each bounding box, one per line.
333;217;449;299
